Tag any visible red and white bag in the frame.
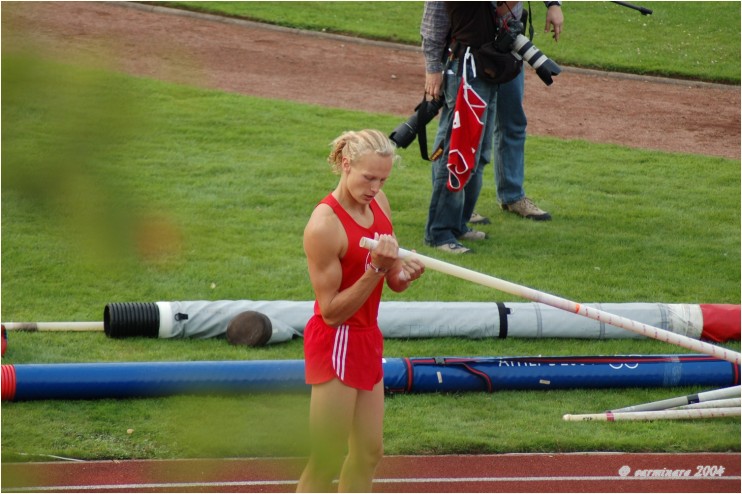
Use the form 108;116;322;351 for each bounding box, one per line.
446;48;487;192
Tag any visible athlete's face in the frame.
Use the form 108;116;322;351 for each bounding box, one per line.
343;153;393;204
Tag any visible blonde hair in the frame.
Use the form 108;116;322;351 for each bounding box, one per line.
327;129;398;174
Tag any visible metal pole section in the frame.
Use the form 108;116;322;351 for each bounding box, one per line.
360;237;741;365
611;1;653;15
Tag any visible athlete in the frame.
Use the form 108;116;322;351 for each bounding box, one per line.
297;129;425;492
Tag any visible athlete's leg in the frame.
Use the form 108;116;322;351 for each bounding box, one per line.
297;379;358;492
337;379;385;492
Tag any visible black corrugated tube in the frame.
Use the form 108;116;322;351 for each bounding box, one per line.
104;302;159;338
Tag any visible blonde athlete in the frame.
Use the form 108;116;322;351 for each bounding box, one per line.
298;130;424;492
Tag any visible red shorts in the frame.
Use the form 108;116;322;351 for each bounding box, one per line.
303;315;384;391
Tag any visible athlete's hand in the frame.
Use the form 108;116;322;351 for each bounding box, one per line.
370;233;398;272
398;253;425;283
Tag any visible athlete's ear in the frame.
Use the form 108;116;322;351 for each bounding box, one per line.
341;156;351;173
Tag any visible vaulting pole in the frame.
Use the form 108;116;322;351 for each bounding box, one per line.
360;237;741;365
608;385;741;413
562;407;740;422
673;398;741;410
2;322;103;332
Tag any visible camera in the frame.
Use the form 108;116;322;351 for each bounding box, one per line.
389;17;560;152
495;19;561;86
389;97;444;149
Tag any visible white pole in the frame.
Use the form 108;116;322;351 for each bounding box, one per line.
673;398;741;410
563;407;741;422
2;322;104;332
360;237;741;365
609;385;741;412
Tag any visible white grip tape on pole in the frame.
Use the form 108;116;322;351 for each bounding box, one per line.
359;237;741;365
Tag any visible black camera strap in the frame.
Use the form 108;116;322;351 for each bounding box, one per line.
527;2;534;40
416;96;432;161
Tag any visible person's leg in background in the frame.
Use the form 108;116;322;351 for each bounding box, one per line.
494;68;551;220
425;59;476;253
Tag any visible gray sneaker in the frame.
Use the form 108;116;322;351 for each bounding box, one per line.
458;229;487;241
435;242;472;254
501;197;552;221
469;212;491;225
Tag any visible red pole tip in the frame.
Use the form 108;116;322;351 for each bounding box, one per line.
700;304;741;342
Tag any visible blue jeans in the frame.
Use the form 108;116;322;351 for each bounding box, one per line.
424;61;526;247
494;67;526;205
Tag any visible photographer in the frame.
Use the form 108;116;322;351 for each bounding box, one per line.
422;1;563;254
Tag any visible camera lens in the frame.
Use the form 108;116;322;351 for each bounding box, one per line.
389;98;443;148
389;119;418;148
511;34;561;86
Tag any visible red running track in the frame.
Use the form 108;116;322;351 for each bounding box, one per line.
2;453;740;493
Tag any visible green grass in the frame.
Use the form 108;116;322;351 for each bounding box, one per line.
164;1;741;83
1;3;740;462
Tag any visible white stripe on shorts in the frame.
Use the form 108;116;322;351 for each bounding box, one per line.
332;324;349;380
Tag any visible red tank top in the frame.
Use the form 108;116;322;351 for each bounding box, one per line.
312;193;394;328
